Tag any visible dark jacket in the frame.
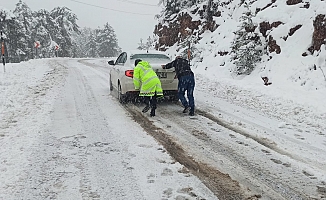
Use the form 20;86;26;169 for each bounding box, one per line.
163;57;194;79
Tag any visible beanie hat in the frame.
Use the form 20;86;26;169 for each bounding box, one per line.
134;59;142;66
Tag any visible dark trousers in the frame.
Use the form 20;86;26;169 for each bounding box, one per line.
178;75;195;112
144;95;157;109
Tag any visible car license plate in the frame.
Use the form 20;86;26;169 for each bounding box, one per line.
157;72;167;78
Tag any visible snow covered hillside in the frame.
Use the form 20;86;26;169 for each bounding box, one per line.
156;0;326;98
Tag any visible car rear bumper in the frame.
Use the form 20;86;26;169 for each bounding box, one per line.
125;90;178;96
122;80;178;95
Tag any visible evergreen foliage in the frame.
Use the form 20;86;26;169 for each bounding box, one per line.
86;32;98;58
72;27;92;58
159;0;205;19
230;3;264;75
137;39;146;50
97;23;120;57
50;7;80;57
137;36;155;51
178;34;198;61
0;1;121;62
160;0;181;18
13;0;33;60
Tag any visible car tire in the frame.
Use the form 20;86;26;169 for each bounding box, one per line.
118;83;127;104
170;95;179;103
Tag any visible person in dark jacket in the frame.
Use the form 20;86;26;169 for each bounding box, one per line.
162;56;195;116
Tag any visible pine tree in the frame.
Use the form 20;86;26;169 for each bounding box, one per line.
145;36;155;50
13;0;33;60
161;0;182;18
33;9;62;57
86;32;98;58
159;0;205;19
2;11;26;62
230;3;263;75
50;7;80;57
137;36;155;51
0;7;27;62
72;27;93;58
2;3;121;60
31;10;52;58
178;34;198;61
97;23;120;57
137;38;146;50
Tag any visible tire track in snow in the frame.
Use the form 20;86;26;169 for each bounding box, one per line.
125;102;321;199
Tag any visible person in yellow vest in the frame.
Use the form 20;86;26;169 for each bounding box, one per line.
133;59;163;117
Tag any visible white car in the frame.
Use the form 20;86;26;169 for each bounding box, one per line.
108;50;178;103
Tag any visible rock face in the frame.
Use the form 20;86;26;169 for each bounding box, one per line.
310;14;326;53
259;21;282;38
154;13;202;50
268;36;281;54
259;21;283;55
154;2;218;51
155;1;326;57
289;25;302;37
286;0;302;5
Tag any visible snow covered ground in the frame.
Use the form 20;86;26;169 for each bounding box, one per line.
0;57;325;199
0;59;217;200
1;0;326;198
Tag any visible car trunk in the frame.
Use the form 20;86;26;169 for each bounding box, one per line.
151;63;176;84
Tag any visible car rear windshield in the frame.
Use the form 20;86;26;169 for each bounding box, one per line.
130;54;170;63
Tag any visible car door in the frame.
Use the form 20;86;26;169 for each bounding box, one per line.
110;53;123;90
113;52;128;92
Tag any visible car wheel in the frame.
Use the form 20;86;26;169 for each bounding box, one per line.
118;83;127;104
170;95;179;102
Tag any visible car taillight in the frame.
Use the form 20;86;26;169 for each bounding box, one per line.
125;70;134;78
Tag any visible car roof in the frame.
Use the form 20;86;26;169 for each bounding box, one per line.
125;50;170;57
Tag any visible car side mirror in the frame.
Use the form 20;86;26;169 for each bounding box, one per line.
108;60;115;65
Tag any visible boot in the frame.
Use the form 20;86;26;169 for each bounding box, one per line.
142;105;150;113
142;97;150;113
183;106;190;113
189;108;194;116
150;108;155;117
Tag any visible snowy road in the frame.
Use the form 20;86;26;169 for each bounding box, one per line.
128;103;324;199
0;59;216;200
1;58;325;200
107;60;326;199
